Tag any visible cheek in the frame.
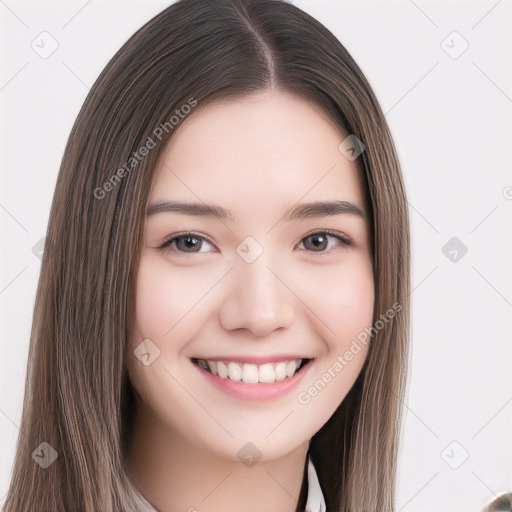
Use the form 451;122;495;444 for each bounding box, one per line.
292;256;374;429
134;260;171;340
133;255;210;342
127;256;212;433
127;257;193;395
332;262;374;337
302;255;375;345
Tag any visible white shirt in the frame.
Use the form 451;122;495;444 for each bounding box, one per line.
304;454;327;512
133;454;326;512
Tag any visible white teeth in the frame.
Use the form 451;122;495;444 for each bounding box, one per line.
198;358;306;384
217;361;228;378
275;362;287;381
227;362;242;381
286;360;299;378
258;363;276;383
241;364;259;384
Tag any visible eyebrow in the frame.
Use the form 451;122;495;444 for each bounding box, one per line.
146;199;366;221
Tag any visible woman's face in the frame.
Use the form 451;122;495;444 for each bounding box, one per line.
127;90;374;462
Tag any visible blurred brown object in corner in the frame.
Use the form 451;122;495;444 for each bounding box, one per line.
484;492;512;512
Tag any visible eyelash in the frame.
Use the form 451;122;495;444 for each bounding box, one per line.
156;229;352;256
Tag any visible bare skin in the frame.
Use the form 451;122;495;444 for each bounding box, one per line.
126;89;374;512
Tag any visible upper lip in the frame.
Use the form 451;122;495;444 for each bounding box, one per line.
191;355;312;364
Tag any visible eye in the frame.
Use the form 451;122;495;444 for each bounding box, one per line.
298;230;351;253
156;229;351;256
157;232;215;254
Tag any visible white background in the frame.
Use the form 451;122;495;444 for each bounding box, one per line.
1;1;511;510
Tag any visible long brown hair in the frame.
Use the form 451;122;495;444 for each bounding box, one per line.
2;0;410;510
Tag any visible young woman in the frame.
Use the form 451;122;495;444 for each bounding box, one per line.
2;1;410;511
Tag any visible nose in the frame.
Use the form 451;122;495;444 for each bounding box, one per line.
218;253;295;337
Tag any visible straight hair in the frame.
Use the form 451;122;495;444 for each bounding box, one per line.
3;0;410;510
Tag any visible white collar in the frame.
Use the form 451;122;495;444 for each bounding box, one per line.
305;454;327;512
133;454;326;512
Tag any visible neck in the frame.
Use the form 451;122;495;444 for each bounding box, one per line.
127;396;309;512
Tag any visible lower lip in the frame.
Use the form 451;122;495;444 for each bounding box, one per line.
192;360;313;402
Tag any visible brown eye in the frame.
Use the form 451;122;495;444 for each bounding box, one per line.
157;233;215;254
303;233;328;251
174;235;203;252
299;231;351;253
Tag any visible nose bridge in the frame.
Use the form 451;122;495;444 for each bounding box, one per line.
218;245;295;335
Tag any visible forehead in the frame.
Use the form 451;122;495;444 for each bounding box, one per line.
149;90;367;218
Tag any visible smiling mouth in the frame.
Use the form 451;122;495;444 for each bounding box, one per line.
191;358;312;384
